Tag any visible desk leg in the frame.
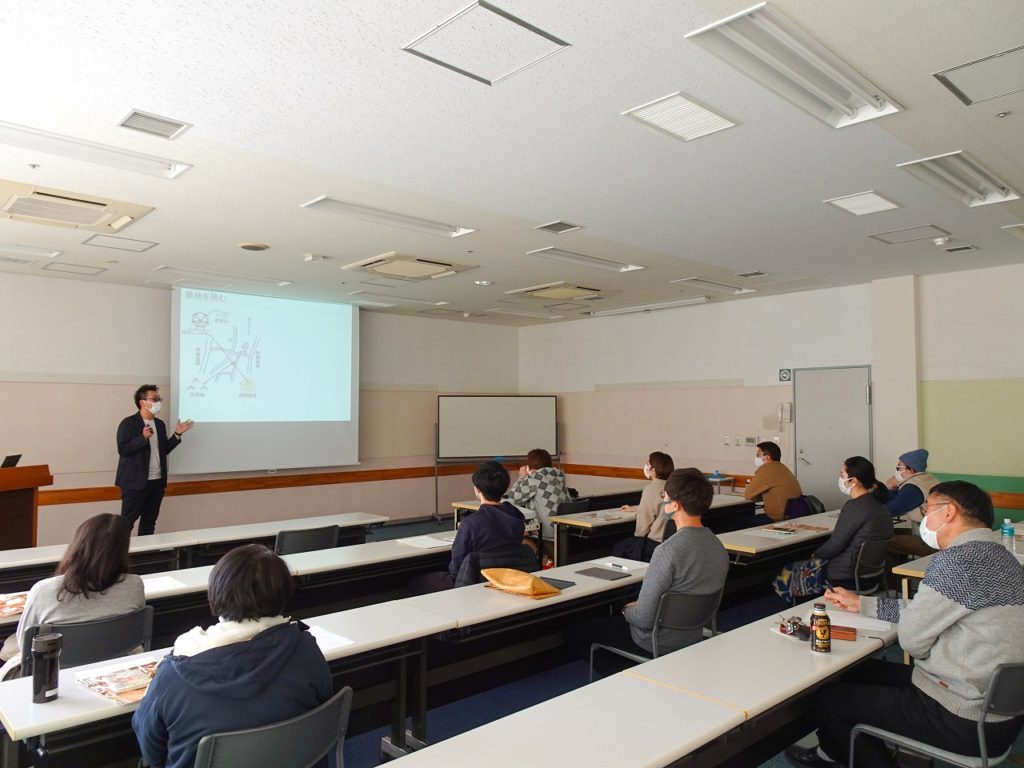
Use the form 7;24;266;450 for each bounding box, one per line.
553;523;568;567
404;641;429;751
902;576;911;665
380;656;410;759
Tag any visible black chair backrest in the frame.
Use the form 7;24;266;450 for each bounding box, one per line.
273;525;339;555
854;538;890;593
21;605;154;676
194;685;353;768
804;495;826;515
783;496;812;519
555;499;590;516
454;545;541;587
985;662;1024;717
652;589;724;657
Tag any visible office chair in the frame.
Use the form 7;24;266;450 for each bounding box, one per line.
273;525;339;555
20;605;154;676
194;685;354;768
454;545;541;587
555;499;590;517
850;663;1024;768
589;588;723;682
853;539;891;595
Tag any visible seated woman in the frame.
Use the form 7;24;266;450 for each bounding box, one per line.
774;456;893;601
506;448;571;562
0;514;144;676
612;451;674;562
133;544;332;768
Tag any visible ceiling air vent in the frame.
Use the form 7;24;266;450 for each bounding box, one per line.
945;245;976;253
0;179;153;233
505;281;604;300
119;110;192;140
534;221;582;234
0;255;33;265
341;252;477;281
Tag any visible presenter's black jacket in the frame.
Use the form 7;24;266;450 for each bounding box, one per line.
132;622;332;768
115;413;180;490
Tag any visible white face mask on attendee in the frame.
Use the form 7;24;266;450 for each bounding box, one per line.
894;465;906;481
147;401;162;416
663;499;675;516
643;463;653;480
838;476;854;496
754;455;766;470
919;510;946;549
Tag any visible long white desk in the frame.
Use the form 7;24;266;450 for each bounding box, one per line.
390;670;745;768
175;511;387;548
0;532;197;572
717;511;839;558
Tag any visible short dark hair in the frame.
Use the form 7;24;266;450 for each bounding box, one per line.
843;456;889;503
473;461;511;502
56;514;132;600
208;544;294;622
756;441;781;462
930;481;994;528
648;452;674;480
134;384;159;409
664;468;713;517
526;448;553;470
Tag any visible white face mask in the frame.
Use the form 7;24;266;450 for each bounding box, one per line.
919;514;945;549
643;463;653;480
837;476;853;496
754;456;766;470
146;401;162;416
663;499;675;516
894;466;905;481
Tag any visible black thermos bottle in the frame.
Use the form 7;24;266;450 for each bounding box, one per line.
31;632;62;704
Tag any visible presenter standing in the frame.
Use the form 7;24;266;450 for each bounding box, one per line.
115;385;193;535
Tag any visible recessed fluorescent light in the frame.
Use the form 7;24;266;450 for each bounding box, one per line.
869;225;951;245
0;120;191;179
589;297;709;317
685;3;901;128
346;290;449;306
670;277;755;295
1001;223;1024;243
505;281;566;295
301;196;475;238
42;261;106;276
82;234;157;252
823;191;901;216
525;246;644;273
898;151;1019;207
0;241;61;259
429;270;458;279
623;91;736;141
351;299;395;308
474;280;493;286
485;308;563;320
153;265;292;287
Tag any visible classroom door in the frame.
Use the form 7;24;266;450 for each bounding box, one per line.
793;366;872;511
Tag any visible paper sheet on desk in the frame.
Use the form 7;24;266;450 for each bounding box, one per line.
396;535;451;549
141;576;186;591
308;625;354;653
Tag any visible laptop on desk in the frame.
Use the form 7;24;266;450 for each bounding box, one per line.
1;454;21;468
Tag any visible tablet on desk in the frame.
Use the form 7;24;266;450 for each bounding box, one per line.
575;567;628;581
540;577;575;590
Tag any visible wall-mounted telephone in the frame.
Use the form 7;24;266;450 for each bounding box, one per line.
778;402;792;424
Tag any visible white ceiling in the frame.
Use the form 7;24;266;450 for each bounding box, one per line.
0;0;1021;325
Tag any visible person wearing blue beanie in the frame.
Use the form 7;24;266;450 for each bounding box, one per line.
886;448;939;559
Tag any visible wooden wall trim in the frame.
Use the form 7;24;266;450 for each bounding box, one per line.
40;464;1022;509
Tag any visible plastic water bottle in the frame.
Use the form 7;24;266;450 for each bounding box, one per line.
1001;518;1016;553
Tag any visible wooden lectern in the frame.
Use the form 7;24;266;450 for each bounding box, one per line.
0;465;53;550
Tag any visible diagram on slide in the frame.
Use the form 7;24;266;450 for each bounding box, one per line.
181;309;261;399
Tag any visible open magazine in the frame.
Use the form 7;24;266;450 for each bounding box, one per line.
0;593;27;617
77;657;160;705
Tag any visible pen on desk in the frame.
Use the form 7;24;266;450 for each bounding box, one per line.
605;562;629;571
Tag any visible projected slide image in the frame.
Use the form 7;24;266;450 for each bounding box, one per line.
178;289;353;423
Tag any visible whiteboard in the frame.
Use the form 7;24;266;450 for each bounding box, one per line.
437;396;557;460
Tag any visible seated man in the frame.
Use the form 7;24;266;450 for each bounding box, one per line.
787;481;1024;768
588;469;729;667
745;441;802;523
885;448;939;559
410;461;526;593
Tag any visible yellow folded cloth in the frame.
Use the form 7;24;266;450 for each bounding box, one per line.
481;568;561;600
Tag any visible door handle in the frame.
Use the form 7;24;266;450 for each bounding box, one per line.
799;457;811;466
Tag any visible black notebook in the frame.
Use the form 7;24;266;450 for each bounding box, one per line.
575;567;628;581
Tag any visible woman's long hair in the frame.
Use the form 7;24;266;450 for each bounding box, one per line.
55;514;132;600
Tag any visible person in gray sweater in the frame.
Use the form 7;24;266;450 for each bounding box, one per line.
0;514;145;675
584;468;728;666
787;481;1024;768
